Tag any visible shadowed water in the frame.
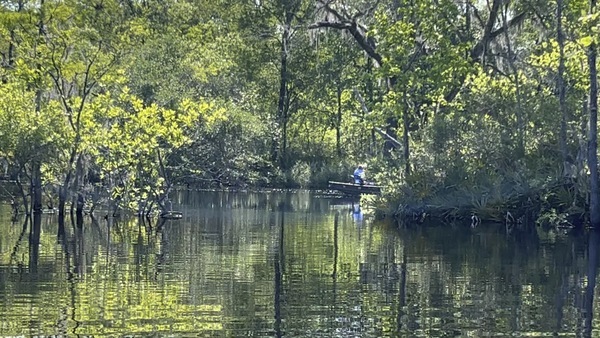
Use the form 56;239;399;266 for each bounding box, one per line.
0;190;599;337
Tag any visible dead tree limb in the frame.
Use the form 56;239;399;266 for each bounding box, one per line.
353;88;403;148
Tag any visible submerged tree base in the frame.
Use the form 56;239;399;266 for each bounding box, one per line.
390;178;588;230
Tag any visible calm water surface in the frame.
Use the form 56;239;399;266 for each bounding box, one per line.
0;190;599;337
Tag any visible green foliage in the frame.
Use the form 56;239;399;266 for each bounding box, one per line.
88;87;200;209
0;81;65;170
0;0;598;221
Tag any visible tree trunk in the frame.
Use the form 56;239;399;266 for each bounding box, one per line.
465;1;470;60
401;91;410;175
30;161;42;214
30;0;44;215
501;4;524;157
58;185;68;219
58;166;73;219
557;0;568;163
155;148;174;212
58;146;77;219
276;25;289;170
1;1;22;81
578;95;589;175
381;77;400;159
15;169;30;215
364;59;377;156
74;154;85;226
336;84;342;157
31;89;43;214
589;0;600;227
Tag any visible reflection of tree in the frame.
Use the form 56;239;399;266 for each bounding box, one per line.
57;214;81;335
387;225;600;336
583;230;600;337
397;250;406;333
3;193;600;336
9;217;28;267
274;210;284;337
155;218;169;276
28;214;41;273
2;215;226;336
331;211;339;332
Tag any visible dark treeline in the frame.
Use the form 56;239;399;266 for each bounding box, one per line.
0;0;599;227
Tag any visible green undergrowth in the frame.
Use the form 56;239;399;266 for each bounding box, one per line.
384;170;589;229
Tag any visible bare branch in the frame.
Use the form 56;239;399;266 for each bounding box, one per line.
470;0;502;60
316;0;346;22
489;11;526;40
309;20;382;66
352;88;403;148
360;0;381;20
308;21;351;30
353;87;369;114
374;127;403;148
469;3;485;27
444;6;528;105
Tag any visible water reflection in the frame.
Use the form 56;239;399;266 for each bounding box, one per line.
0;191;599;336
584;230;600;337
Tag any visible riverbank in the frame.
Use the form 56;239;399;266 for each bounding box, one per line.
387;178;587;229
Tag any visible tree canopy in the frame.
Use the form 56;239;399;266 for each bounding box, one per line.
0;0;599;226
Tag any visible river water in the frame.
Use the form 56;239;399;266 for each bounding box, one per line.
0;190;598;337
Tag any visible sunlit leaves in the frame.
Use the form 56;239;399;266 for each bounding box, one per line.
578;11;600;45
180;98;226;127
84;86;200;209
530;39;588;92
579;35;594;47
0;81;65;167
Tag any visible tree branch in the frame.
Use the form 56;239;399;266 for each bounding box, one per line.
308;21;351;30
309;21;382;66
352;88;403;148
353;87;369;114
316;0;346;22
489;11;526;41
469;0;502;60
444;9;528;104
